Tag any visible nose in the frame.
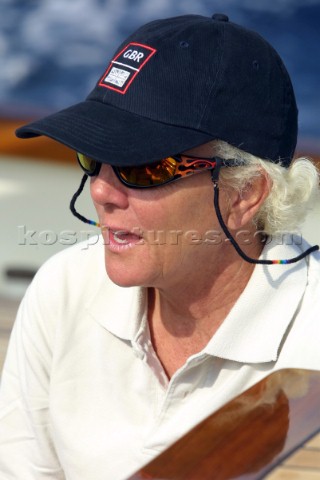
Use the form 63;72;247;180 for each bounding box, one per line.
90;164;129;209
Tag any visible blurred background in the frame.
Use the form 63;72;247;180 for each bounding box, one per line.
1;0;320;368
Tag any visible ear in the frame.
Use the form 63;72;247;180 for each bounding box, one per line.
226;172;270;230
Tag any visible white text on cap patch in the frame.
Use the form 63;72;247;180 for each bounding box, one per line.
99;42;157;94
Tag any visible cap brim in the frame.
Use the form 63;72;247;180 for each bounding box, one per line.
15;100;214;167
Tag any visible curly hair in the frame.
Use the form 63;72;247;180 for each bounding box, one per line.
210;140;319;235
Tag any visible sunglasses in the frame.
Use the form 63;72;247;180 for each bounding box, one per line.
76;152;234;188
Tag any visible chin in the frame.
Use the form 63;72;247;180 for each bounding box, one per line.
103;246;163;289
104;260;149;289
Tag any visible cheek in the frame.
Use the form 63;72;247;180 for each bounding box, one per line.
179;188;215;229
150;186;216;239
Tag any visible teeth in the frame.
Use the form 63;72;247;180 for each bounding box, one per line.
113;231;128;244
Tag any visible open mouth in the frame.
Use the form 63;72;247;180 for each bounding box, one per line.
113;230;131;244
107;227;144;247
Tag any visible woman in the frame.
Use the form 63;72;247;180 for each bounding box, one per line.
1;13;320;480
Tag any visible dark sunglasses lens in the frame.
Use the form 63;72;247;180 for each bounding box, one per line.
77;153;99;176
118;157;178;186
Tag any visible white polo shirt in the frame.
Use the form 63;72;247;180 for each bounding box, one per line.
0;237;320;480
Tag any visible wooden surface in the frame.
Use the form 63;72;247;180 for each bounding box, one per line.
267;433;320;479
128;369;320;480
0;119;74;163
0;296;19;372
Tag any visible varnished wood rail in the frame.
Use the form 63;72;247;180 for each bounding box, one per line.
128;369;320;480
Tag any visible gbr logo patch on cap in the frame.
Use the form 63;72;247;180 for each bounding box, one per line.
99;42;157;94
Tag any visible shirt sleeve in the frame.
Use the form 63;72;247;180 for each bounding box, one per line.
0;270;66;479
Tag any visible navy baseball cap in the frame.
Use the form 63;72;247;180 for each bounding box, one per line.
16;13;298;167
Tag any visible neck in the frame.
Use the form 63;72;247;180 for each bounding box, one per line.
147;250;256;378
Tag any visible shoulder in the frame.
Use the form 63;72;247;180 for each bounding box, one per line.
277;247;320;370
295;244;320;320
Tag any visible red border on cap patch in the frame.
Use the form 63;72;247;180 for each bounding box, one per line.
99;42;157;94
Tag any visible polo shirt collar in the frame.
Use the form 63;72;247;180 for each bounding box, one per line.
86;279;147;341
204;238;308;363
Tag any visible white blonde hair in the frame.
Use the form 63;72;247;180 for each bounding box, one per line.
210;140;319;235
